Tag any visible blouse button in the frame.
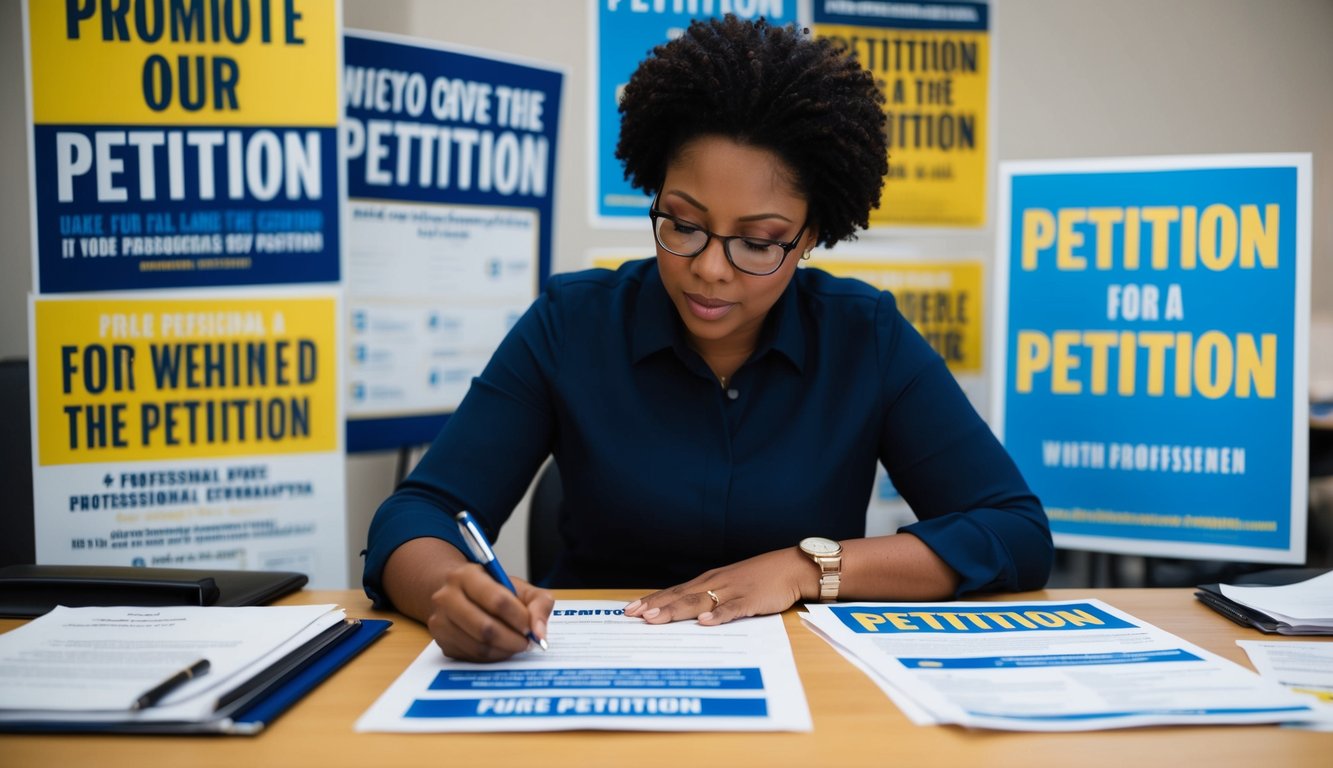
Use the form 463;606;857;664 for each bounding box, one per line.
726;388;740;400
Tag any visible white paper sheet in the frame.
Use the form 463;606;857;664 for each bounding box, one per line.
802;599;1330;731
1238;639;1333;731
798;613;939;726
0;604;344;721
1221;571;1333;625
356;600;811;732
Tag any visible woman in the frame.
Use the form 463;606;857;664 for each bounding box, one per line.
364;16;1052;662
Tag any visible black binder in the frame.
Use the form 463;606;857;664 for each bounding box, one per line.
0;564;308;618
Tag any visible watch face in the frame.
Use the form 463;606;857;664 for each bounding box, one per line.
800;537;840;555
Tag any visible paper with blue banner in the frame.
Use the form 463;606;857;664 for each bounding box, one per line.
802;600;1328;731
592;0;796;225
993;155;1312;562
342;30;562;451
355;601;810;732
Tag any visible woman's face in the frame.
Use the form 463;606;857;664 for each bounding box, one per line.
653;136;815;355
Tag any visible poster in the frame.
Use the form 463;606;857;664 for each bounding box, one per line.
343;31;562;452
993;155;1312;562
24;0;342;293
813;0;991;227
591;0;796;225
817;258;983;375
29;291;347;587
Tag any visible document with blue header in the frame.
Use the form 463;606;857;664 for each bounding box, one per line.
802;599;1333;731
355;600;811;732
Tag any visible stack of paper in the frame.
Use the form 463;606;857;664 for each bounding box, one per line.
802;599;1333;731
0;604;387;734
1212;570;1333;634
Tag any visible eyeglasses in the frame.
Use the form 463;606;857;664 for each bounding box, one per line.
649;195;809;277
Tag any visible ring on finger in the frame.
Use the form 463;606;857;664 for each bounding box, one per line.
705;589;720;607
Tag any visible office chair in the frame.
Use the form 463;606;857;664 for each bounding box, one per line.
0;359;36;567
526;460;563;585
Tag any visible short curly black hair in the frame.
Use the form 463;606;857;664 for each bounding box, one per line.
615;15;887;248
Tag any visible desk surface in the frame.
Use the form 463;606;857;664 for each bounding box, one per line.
2;588;1328;767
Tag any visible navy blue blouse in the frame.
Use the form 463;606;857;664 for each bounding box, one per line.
363;259;1051;603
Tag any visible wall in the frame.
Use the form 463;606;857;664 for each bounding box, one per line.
4;0;1330;585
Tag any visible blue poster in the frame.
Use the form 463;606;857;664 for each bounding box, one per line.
994;155;1311;562
343;31;562;452
26;1;342;293
593;0;796;224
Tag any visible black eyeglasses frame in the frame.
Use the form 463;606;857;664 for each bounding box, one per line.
648;194;810;277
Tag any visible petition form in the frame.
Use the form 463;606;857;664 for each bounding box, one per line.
356;600;811;732
803;599;1330;731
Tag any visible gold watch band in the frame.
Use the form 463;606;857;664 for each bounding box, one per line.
814;556;841;602
799;537;843;603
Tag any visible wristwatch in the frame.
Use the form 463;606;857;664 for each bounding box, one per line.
799;537;843;602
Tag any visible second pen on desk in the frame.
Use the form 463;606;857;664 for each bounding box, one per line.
130;658;210;710
455;510;549;651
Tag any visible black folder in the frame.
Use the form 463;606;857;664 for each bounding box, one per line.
1194;567;1332;635
0;564;308;618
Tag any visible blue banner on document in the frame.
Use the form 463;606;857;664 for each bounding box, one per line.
898;648;1201;669
405;696;768;719
829;603;1135;633
429;667;764;691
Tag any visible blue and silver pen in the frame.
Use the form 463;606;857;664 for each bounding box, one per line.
455;510;549;651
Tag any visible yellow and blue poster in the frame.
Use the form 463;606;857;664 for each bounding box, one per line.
342;30;563;452
994;155;1312;563
29;291;347;586
813;0;990;227
592;0;795;225
24;0;342;292
815;258;983;375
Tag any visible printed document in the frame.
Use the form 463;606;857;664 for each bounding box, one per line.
1238;639;1333;731
356;600;811;732
803;599;1330;731
0;604;344;723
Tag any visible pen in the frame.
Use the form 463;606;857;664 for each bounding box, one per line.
130;658;210;711
455;510;549;651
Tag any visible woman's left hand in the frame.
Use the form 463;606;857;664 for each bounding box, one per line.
623;548;814;625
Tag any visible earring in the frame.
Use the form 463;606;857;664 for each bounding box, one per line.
800;248;812;261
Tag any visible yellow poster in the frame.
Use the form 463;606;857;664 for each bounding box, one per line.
27;0;337;126
815;2;991;227
34;294;339;465
818;260;984;374
30;291;347;586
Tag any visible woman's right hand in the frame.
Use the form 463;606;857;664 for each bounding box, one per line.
382;537;553;663
425;563;553;662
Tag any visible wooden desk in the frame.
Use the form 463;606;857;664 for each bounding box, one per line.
2;589;1327;766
